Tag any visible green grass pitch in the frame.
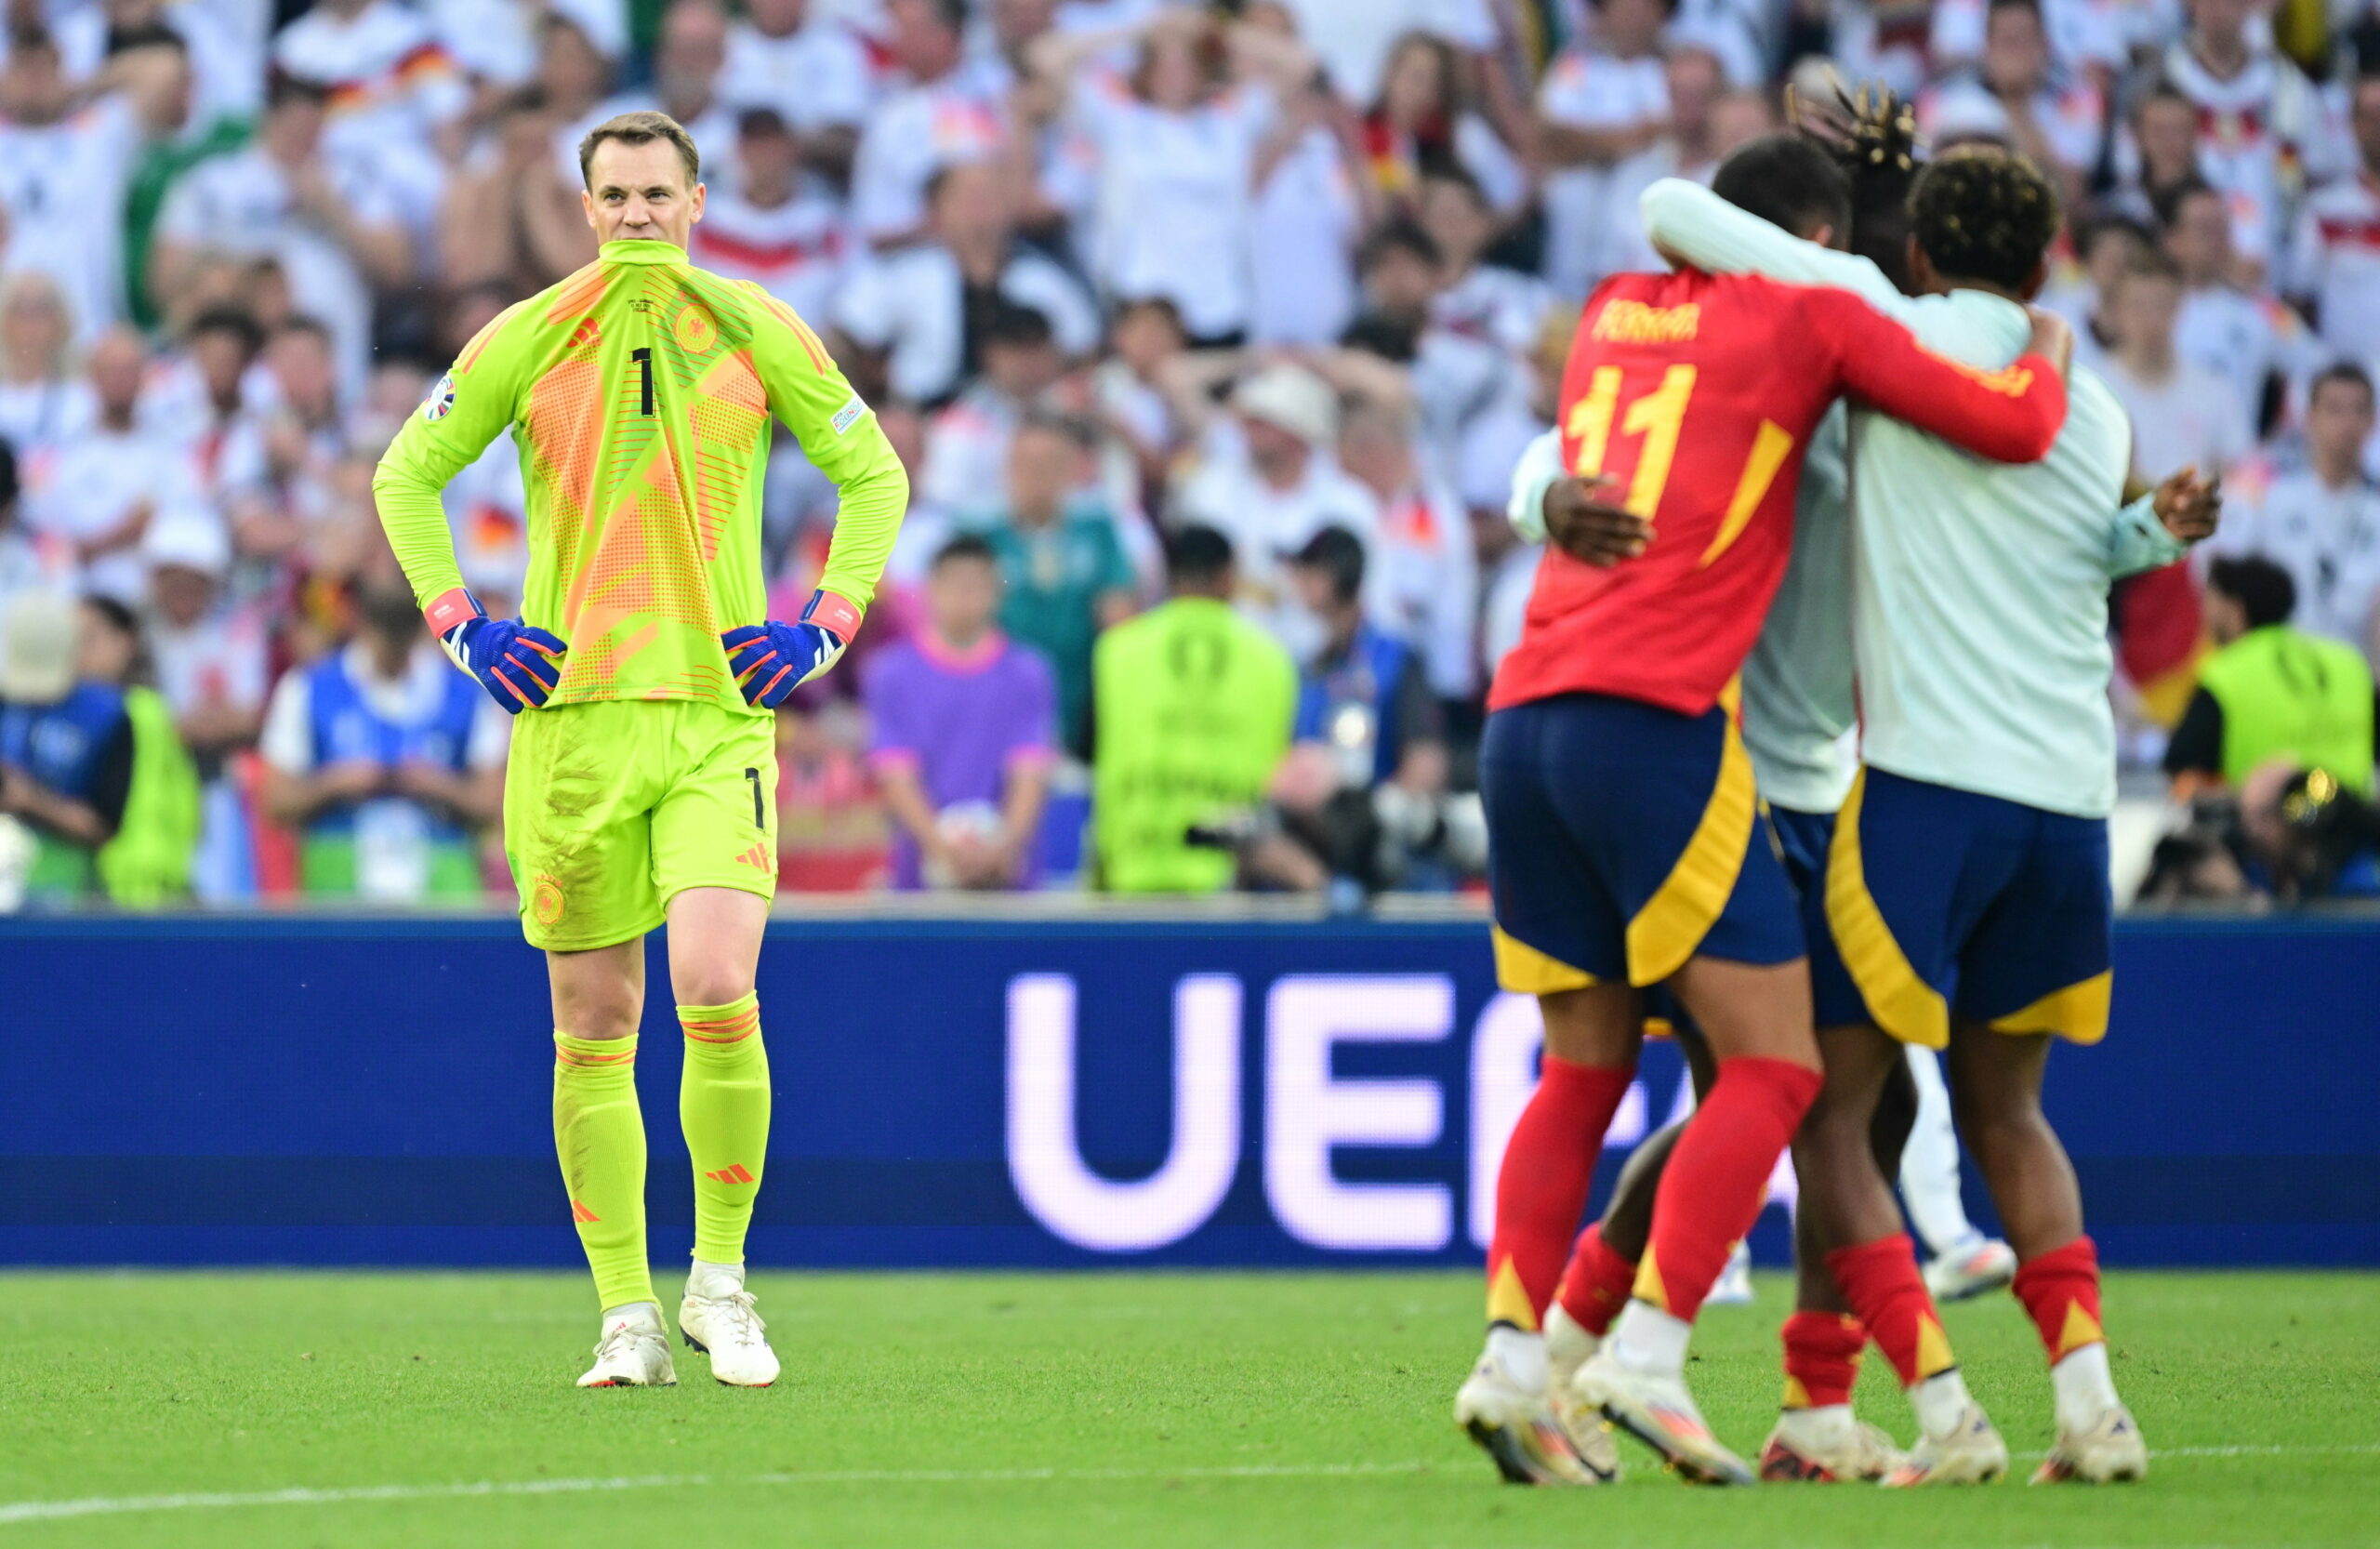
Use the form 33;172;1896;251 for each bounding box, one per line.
1;1270;2373;1547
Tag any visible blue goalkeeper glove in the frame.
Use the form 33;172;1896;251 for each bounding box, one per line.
424;587;567;715
721;589;862;708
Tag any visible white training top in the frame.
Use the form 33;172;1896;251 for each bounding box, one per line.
1642;177;2188;818
1506;404;1858;815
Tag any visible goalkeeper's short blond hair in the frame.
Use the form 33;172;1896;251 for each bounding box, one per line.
576;111;701;190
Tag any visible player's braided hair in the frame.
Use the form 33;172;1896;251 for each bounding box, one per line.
1907;144;2062;295
1790;80;1922;293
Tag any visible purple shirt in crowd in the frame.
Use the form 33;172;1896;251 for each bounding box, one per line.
862;629;1056;889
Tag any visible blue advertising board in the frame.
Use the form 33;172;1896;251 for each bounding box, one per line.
0;913;2372;1268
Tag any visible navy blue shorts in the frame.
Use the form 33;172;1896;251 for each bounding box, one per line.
1813;767;2113;1048
1480;692;1804;993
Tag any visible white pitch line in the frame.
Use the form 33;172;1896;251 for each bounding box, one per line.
0;1462;1435;1527
3;1446;2374;1528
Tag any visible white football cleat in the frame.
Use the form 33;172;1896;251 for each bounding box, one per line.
1924;1238;2016;1303
1704;1242;1755;1305
2032;1405;2148;1484
1454;1345;1602;1486
1883;1401;2008;1486
577;1303;677;1388
1572;1349;1752;1486
1759;1409;1906;1482
1541;1304;1621;1482
681;1264;780;1388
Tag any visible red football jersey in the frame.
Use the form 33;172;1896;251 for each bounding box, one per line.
1490;268;2068;717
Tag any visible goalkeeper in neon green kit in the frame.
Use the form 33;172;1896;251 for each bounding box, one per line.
373;112;906;1388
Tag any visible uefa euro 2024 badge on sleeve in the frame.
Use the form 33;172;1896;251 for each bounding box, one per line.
423;372;456;422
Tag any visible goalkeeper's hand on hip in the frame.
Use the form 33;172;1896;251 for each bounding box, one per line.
424;587;567;715
722;590;862;708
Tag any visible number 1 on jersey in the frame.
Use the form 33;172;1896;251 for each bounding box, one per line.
632;347;654;416
1566;364;1794;566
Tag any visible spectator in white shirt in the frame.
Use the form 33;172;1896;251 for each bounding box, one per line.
2161;177;2316;439
692;108;850;324
141;307;270;495
2106;81;2209;238
1357;30;1526;218
2043;212;2154;376
1918;0;2107;202
0;271;93;463
721;0;872;179
1246;61;1368;348
0;30;142;344
1340;217;1522;478
1595;34;1766;279
850;0;1006;248
1338;395;1476;699
271;0;467;239
224;316;349;573
151;74;409;405
1536;0;1673;298
141;507;265;781
2289;73;2380;382
2138;0;2341;277
1031;7;1315;345
572;0;740;192
1171;362;1381;640
1419;168;1551;359
28;328;192;604
2099;247;2254;484
2220;364;2380;656
919;301;1065;516
831;159;1098;404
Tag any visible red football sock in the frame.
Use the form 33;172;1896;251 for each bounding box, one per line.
1826;1232;1956;1388
1554;1223;1637;1337
1779;1310;1866;1410
1485;1056;1633;1330
1633;1057;1819;1324
2012;1236;2105;1365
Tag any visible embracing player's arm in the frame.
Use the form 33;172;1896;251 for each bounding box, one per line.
721;285;911;708
371;302;567;716
1640;177;1910;318
1812;286;2069;464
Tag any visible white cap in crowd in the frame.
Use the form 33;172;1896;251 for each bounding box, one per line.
1231;364;1340;448
0;589;77;706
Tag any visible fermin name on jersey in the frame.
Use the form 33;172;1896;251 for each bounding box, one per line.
1592;300;1701;345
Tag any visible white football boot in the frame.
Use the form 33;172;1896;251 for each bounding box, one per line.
1542;1304;1621;1481
1571;1348;1753;1486
577;1303;678;1388
680;1262;781;1387
1704;1242;1755;1305
1454;1333;1601;1486
1759;1407;1907;1482
1923;1238;2018;1304
2033;1404;2149;1484
1883;1400;2009;1486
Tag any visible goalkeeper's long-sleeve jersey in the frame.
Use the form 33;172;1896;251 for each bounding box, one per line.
373;237;907;714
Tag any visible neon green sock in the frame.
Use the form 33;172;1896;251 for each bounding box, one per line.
552;1030;653;1311
679;993;770;1265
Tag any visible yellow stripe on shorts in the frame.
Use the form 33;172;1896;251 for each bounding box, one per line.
1990;970;2113;1045
1823;768;1950;1049
1624;680;1755;986
1491;926;1597;995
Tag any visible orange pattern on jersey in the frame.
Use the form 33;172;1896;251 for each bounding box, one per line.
526;358;606;589
687;351;769;561
457;299;529;375
547;264;611;324
758;293;830;374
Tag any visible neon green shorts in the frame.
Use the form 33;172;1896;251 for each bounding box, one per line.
503;698;779;952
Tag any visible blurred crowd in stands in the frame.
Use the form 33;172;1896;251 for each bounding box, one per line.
1;0;2379;910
